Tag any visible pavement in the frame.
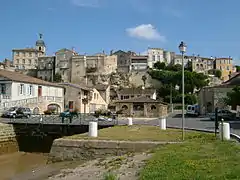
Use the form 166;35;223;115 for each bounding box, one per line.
119;112;240;136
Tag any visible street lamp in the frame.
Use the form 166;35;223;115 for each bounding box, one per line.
178;41;187;141
48;60;54;82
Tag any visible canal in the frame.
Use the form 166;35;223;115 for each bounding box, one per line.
0;152;83;180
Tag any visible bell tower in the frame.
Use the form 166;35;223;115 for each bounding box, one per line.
36;33;46;54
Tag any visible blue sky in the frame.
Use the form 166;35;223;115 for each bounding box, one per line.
1;0;240;63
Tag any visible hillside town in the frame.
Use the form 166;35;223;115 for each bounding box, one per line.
0;34;239;117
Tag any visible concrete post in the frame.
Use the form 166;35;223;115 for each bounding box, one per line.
127;117;133;126
159;117;166;130
219;122;230;141
89;121;98;137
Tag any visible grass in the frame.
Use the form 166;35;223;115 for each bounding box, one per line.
65;125;214;142
140;137;240;180
103;172;118;180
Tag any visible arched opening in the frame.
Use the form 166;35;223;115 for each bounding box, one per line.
151;105;157;111
39;47;42;51
33;107;40;115
122;105;128;110
206;102;212;113
47;104;61;114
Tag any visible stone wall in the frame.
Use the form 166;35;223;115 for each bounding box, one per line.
0;123;18;154
48;138;177;162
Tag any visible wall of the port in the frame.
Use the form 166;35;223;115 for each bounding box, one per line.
49;139;178;162
0;123;18;155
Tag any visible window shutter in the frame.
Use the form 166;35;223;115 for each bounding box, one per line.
23;85;26;95
18;85;20;95
32;86;35;96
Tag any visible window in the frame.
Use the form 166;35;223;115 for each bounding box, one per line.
20;84;24;94
29;53;32;57
29;85;33;95
28;59;31;64
121;95;123;100
15;52;19;56
152;55;155;61
0;84;6;94
35;59;37;64
23;52;25;56
94;93;96;99
22;59;25;64
16;59;19;64
227;66;229;70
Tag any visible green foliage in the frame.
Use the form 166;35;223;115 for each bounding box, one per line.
53;73;62;82
103;172;118;180
166;64;182;71
153;62;166;70
225;86;240;107
236;65;240;72
208;69;222;78
140;139;240;180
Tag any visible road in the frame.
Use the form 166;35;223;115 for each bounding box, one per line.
120;112;240;136
1;112;240;136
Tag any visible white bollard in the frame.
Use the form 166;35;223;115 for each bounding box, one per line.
127;117;133;126
89;121;98;137
159;117;166;130
219;122;230;141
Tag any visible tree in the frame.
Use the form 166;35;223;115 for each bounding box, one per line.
53;73;62;82
236;66;240;72
208;69;222;78
153;62;166;70
215;70;222;78
166;64;182;72
225;86;240;109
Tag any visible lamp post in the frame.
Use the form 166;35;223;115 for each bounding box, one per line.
48;60;54;82
178;41;187;141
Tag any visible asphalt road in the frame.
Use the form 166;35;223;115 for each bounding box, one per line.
1;112;240;136
120;112;240;136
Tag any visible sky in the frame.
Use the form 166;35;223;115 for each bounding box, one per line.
1;0;240;64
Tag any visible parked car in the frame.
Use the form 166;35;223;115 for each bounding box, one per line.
208;109;236;121
2;107;31;118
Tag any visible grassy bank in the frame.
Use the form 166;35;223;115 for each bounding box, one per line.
65;125;213;142
140;137;240;179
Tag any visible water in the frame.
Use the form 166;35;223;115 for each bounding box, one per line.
0;152;82;180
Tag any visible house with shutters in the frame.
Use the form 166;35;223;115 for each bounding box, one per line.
0;69;64;114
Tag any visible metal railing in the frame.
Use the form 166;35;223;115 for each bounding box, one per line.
4;113;118;126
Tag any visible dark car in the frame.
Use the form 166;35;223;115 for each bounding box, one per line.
2;107;31;118
209;109;236;121
59;110;78;118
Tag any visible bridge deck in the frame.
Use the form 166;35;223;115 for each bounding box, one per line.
0;115;117;126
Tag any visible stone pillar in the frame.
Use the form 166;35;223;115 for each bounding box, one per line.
130;104;133;117
144;103;148;117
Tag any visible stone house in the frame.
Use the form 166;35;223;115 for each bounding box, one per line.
117;88;157;100
58;83;108;114
12;34;46;70
70;54;117;85
37;56;55;82
130;56;148;71
113;50;135;73
199;73;240;114
214;57;235;81
0;70;64;114
55;48;77;83
115;96;168;118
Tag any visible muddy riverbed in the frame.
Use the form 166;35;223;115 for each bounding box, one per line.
0;152;83;180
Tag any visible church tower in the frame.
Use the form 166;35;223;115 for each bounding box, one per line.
36;33;46;55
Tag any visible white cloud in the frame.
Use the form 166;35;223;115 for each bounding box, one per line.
70;0;100;7
126;24;166;41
